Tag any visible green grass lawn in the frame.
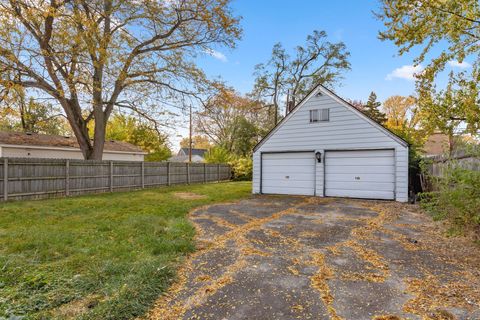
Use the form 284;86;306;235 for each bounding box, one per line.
0;181;251;320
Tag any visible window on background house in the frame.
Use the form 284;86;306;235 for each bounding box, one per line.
309;109;329;123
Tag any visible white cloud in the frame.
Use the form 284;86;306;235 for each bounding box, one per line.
386;64;423;81
204;48;228;63
448;60;471;69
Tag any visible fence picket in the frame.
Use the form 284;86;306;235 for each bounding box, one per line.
65;160;70;196
3;158;7;201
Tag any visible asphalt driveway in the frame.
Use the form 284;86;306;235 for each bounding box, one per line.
149;196;480;320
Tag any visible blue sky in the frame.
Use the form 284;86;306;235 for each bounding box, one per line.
172;0;470;148
197;0;423;102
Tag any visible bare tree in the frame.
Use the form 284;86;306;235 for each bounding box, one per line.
288;30;351;105
197;88;266;153
252;43;288;126
0;0;241;159
252;30;350;125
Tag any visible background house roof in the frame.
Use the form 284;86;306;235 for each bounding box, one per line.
168;155;205;163
178;148;207;157
0;131;145;153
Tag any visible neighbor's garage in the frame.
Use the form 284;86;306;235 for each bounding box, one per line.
324;149;395;200
261;152;315;196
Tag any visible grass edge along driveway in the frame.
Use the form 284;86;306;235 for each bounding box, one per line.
0;181;251;320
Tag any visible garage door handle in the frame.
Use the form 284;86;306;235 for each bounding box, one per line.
285;176;290;179
355;176;360;180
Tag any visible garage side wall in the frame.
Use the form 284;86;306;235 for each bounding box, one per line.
252;91;408;202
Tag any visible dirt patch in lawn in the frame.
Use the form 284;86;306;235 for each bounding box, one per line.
53;295;102;318
173;192;207;200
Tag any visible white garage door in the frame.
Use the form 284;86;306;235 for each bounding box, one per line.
262;152;315;196
325;150;395;200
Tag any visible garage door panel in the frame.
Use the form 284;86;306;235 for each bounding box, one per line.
263;169;314;176
325;189;394;200
325;173;395;183
326;181;394;191
262;173;315;181
263;165;315;173
326;166;394;174
325;150;395;200
261;152;314;196
325;157;394;166
262;186;313;196
263;158;315;166
325;150;394;158
262;180;315;188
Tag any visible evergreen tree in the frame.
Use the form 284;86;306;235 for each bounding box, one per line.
363;92;387;124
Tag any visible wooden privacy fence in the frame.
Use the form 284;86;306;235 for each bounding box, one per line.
426;154;480;177
0;158;231;202
420;153;479;192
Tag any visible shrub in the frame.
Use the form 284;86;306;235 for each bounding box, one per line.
420;163;480;236
204;146;232;164
204;147;252;181
230;157;252;181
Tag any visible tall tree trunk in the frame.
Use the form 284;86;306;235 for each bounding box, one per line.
273;92;278;125
274;101;278;126
62;100;94;159
448;133;455;158
90;58;106;160
91;106;106;160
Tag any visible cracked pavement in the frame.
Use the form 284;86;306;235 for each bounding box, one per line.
148;196;480;320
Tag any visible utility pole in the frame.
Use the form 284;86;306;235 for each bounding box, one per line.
189;104;192;163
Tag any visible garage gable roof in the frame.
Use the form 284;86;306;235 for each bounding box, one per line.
253;84;408;152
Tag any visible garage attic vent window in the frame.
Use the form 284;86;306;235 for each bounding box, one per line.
310;109;329;123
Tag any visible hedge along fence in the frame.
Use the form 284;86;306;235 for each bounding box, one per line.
420;153;480;192
426;153;480;177
0;157;231;202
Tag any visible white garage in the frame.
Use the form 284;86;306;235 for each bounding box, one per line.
253;84;409;202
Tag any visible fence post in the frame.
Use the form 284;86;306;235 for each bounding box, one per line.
167;162;171;186
203;163;207;183
65;160;70;196
217;163;220;182
110;161;114;192
3;158;7;201
141;162;145;189
187;163;190;184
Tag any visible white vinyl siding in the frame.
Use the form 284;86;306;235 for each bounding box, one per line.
325;150;395;200
252;86;409;202
261;152;315;196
